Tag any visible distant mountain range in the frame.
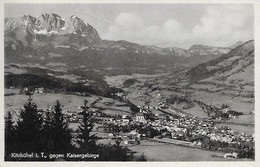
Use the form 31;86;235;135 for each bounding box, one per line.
4;13;250;73
186;40;254;82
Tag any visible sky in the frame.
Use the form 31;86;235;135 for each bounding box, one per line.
5;3;254;49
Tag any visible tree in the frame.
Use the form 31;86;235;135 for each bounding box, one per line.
136;153;147;161
41;111;54;153
112;136;130;160
51;100;72;153
5;111;16;159
77;100;97;151
15;96;43;152
129;103;139;114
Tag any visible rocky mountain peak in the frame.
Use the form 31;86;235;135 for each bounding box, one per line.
5;13;101;43
65;15;89;34
22;15;37;23
5;15;37;32
36;13;65;32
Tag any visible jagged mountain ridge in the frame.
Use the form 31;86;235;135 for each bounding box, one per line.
4;13;247;73
5;13;101;43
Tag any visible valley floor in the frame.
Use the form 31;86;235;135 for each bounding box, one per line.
4;69;255;161
129;140;250;161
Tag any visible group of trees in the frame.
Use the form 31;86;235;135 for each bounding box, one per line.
197;101;242;120
166;95;192;105
5;97;145;161
5;73;123;98
5;98;74;160
201;137;254;159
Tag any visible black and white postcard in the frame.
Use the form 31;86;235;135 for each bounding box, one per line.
1;0;259;166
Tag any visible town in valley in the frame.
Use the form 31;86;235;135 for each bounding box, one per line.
4;4;255;161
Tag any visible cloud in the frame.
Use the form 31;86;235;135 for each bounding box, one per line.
114;12;143;29
103;5;253;49
104;12;190;47
106;13;144;42
192;5;253;47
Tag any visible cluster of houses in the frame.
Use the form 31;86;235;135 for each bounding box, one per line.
94;106;253;157
19;87;45;95
40;101;254;159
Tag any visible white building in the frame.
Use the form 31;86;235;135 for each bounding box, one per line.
135;112;146;123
